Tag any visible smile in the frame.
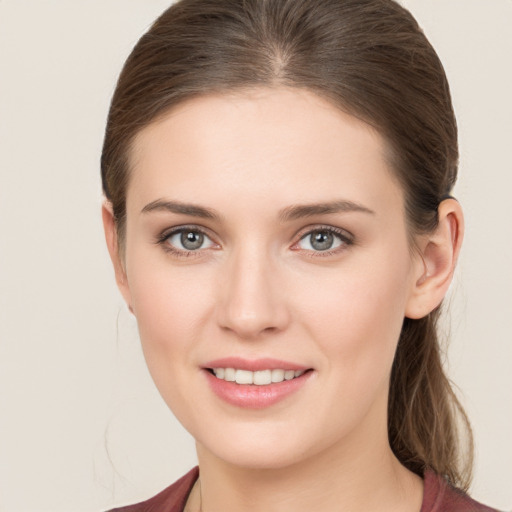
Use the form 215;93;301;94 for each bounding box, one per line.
211;368;306;385
204;361;313;409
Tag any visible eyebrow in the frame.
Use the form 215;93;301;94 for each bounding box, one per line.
278;200;375;222
141;199;220;220
141;198;375;221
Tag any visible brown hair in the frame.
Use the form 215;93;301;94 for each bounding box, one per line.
101;0;473;489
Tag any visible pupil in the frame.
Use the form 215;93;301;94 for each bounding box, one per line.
311;231;333;251
181;231;204;250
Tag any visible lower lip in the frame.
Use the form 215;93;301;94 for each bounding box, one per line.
204;370;312;409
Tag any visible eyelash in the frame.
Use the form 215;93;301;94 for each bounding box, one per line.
156;225;217;259
155;225;354;259
293;225;354;258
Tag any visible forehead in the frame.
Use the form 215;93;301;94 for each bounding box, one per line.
127;87;403;216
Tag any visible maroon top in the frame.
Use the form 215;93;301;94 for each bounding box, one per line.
420;470;498;512
108;467;498;512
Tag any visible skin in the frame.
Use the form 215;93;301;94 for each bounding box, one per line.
103;88;463;512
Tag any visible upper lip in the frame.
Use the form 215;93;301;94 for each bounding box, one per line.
203;357;310;372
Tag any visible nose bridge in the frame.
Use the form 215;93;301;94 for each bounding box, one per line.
217;241;289;338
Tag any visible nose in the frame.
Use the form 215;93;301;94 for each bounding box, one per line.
216;246;290;339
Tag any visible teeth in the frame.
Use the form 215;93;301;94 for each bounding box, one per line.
212;367;306;385
254;370;272;385
284;370;295;380
235;369;253;385
271;369;284;383
224;368;236;382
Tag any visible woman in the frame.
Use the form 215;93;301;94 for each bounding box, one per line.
101;0;498;510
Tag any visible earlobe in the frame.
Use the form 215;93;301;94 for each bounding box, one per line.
101;202;133;310
405;199;464;319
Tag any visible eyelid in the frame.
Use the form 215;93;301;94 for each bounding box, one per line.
291;224;355;254
156;224;220;256
155;223;353;258
294;224;354;241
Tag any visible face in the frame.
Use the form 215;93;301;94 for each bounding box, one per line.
115;88;423;470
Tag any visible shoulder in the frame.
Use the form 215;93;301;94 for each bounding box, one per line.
421;470;500;512
106;466;199;512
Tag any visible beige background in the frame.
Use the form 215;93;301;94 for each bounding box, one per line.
0;1;510;510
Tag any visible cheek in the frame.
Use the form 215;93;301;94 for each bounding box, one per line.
295;247;412;379
126;262;217;432
129;266;212;348
124;242;216;384
284;250;413;447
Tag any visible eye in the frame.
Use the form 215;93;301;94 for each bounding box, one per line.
164;228;215;252
296;228;352;252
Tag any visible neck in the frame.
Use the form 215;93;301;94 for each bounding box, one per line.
193;423;423;512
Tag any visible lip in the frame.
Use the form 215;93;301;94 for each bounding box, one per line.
203;357;309;372
202;358;313;409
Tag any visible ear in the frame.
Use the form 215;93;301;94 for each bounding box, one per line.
405;198;464;319
102;202;133;312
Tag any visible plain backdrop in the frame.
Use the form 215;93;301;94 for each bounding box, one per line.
0;1;511;511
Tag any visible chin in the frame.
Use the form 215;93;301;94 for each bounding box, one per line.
208;443;308;471
194;419;339;471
